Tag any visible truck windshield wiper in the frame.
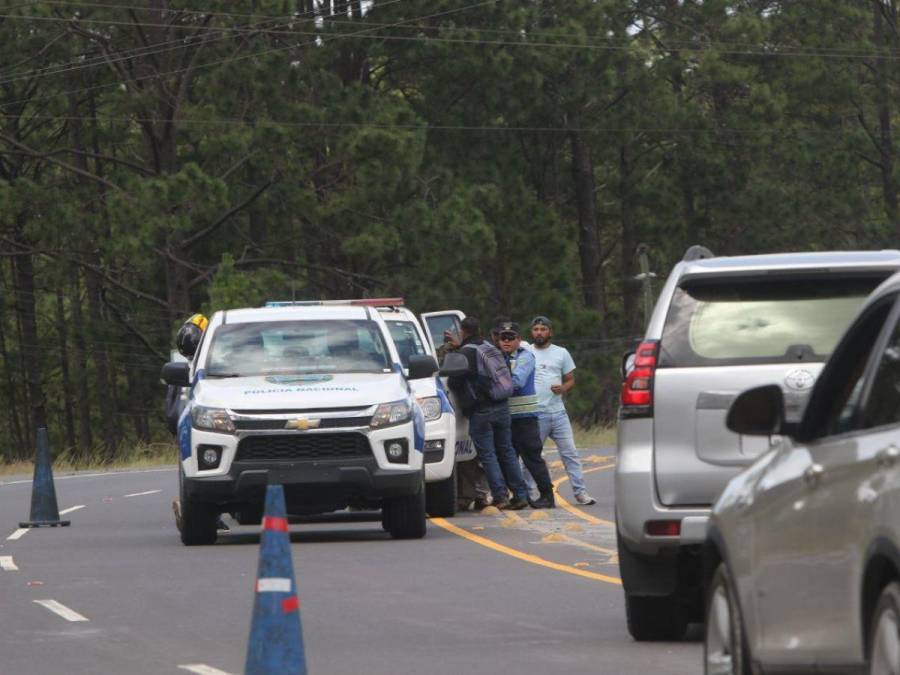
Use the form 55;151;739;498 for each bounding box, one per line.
205;372;242;378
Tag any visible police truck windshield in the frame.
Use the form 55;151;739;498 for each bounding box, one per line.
205;320;392;376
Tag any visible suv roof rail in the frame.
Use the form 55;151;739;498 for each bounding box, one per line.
683;245;715;262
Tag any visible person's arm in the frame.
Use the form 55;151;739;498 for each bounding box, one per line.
511;350;534;390
550;350;576;395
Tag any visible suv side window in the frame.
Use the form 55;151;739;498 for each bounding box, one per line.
799;294;897;440
861;314;900;429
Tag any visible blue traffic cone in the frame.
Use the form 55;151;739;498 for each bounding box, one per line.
20;427;70;528
245;484;307;675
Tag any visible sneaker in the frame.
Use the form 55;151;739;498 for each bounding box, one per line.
529;494;555;509
574;492;597;506
506;497;529;511
492;499;511;511
473;496;493;510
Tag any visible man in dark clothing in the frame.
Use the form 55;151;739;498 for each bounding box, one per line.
446;317;529;510
496;321;555;508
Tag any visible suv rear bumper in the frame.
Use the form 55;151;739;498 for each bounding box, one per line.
184;458;421;506
615;418;710;556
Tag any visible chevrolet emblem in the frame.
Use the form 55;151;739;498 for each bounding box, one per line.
285;418;320;430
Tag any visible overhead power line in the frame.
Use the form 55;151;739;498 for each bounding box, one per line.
0;0;408;86
0;0;496;111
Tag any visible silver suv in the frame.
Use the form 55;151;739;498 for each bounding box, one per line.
615;246;900;641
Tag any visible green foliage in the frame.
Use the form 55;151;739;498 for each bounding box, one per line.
2;0;900;462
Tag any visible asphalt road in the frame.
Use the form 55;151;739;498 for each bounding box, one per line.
0;448;702;675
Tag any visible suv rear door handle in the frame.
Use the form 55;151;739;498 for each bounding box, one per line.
803;463;824;488
877;445;900;468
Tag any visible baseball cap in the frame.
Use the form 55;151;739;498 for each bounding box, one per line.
493;319;520;335
531;315;552;329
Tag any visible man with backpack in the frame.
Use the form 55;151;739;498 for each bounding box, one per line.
446;317;530;510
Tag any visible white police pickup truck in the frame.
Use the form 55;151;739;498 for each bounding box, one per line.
161;300;467;545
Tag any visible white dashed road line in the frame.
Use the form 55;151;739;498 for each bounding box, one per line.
178;665;234;675
7;528;29;541
123;489;161;498
0;556;18;571
59;505;86;515
33;599;89;622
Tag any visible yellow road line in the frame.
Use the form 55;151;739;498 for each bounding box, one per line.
430;517;621;586
553;463;617;527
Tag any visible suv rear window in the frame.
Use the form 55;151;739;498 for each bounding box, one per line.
659;276;885;367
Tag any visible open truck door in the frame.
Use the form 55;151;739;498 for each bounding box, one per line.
420;310;474;462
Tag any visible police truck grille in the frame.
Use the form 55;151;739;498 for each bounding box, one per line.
235;433;370;461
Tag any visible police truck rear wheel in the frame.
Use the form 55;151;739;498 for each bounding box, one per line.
383;479;427;539
425;465;457;518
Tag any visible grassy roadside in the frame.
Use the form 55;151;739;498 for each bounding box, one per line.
1;425;618;477
0;443;178;478
544;425;617;450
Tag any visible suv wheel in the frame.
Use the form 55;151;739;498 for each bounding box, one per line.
704;563;751;674
868;582;900;675
178;465;218;546
383;478;427;539
425;465;457;517
625;593;688;642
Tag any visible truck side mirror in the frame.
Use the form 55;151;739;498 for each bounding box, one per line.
439;352;469;377
407;354;439;380
727;384;785;436
161;361;191;387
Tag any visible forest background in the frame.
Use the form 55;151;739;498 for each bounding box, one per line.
2;0;899;463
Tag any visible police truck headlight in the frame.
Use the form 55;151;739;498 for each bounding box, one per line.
417;396;442;421
192;406;236;433
370;400;411;428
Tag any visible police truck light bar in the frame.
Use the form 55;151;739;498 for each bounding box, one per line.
265;298;405;308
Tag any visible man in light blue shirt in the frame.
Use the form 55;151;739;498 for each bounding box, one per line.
529;316;596;505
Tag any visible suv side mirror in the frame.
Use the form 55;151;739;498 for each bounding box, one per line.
726;384;785;436
439;352;469;377
407;354;439;380
161;361;191;387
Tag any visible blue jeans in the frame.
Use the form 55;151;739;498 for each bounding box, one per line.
536;409;587;496
468;402;528;502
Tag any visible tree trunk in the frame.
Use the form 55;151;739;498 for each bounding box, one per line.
620;141;641;336
85;270;118;458
569;128;607;334
69;272;93;457
11;231;47;442
874;0;899;236
0;290;25;459
55;288;77;452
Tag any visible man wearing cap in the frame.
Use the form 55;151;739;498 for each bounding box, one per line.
446;316;530;510
530;316;597;506
496;320;555;508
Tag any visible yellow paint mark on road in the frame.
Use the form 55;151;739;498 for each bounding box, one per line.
574;562;590;568
527;510;549;521
542;533;565;543
470;526;485;531
553;463;616;527
430;517;621;586
564;523;584;533
480;505;501;516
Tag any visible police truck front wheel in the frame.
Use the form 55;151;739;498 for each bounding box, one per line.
425;465;457;518
383;479;427;539
178;467;218;546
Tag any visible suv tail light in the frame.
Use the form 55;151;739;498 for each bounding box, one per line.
620;340;659;417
